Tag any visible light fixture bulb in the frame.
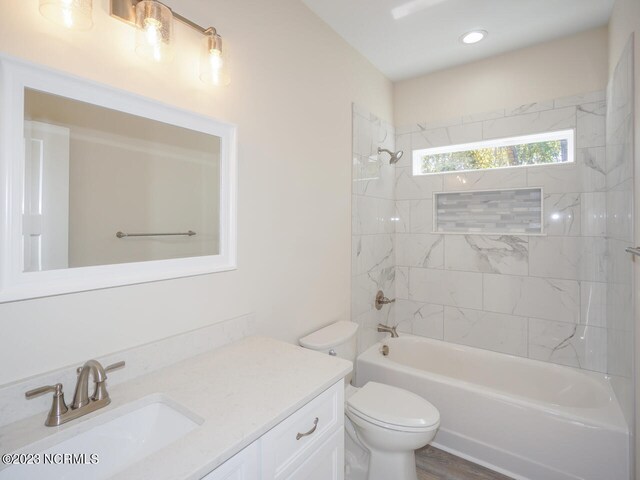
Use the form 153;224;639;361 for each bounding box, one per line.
200;32;230;87
135;0;174;63
461;30;487;44
209;49;224;70
39;0;93;30
144;18;162;46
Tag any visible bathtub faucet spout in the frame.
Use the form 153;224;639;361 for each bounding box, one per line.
377;324;399;338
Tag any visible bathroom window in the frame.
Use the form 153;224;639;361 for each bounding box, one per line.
413;129;574;175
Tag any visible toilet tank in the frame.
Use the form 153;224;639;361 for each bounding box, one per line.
299;321;358;384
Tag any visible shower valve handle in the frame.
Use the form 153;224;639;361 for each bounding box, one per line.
375;290;395;310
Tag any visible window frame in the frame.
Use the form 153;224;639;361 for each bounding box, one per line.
412;129;576;176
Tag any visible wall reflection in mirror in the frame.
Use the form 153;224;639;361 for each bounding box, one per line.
23;88;221;272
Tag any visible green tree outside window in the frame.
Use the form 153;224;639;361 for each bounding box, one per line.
420;139;569;174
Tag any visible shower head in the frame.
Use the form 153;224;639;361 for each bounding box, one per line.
378;147;404;165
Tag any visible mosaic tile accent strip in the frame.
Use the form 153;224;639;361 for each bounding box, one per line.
435;188;542;234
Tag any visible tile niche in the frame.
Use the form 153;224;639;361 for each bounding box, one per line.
434;188;543;234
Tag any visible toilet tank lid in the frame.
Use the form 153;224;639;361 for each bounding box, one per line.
299;321;358;350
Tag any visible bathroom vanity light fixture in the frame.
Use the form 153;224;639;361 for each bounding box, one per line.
200;29;230;87
460;30;487;44
39;0;94;30
134;0;174;62
39;0;230;84
111;0;230;84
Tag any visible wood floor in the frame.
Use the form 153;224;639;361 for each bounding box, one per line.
416;446;513;480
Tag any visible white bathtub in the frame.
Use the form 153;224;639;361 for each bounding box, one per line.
356;335;629;480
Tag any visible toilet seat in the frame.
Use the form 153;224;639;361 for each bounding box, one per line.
346;382;440;432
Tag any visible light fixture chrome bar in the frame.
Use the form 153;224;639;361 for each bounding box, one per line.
116;230;196;238
625;246;640;256
110;0;138;25
110;0;216;35
172;11;214;35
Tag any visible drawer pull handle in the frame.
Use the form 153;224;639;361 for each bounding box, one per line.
296;417;319;440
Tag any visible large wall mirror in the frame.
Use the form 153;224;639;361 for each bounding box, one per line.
0;56;237;302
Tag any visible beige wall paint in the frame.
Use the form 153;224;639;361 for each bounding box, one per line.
0;0;393;385
26;89;221;267
67;134;220;267
609;1;640;478
394;27;609;126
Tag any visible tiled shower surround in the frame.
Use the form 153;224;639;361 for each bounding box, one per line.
392;91;610;373
353;86;619;374
605;38;635;425
352;105;397;353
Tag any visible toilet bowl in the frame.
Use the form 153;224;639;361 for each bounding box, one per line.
345;382;439;480
299;321;440;480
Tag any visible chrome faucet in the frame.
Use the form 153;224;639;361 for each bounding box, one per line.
25;359;125;427
377;323;399;338
73;359;111;408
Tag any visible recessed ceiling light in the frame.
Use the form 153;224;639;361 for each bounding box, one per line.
461;30;487;44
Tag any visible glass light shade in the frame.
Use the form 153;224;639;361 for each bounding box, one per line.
200;33;230;87
135;0;174;63
39;0;93;30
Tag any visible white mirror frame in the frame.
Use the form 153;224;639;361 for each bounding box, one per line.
0;55;237;303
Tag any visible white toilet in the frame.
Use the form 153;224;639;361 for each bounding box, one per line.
299;321;440;480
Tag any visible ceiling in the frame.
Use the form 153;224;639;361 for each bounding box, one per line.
301;0;614;81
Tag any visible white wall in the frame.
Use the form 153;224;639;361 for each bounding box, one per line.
394;27;609;127
608;1;640;478
0;0;393;385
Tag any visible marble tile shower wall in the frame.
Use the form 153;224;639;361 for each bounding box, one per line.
605;40;634;389
393;91;609;373
352;105;396;353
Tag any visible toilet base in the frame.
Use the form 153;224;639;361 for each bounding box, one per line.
367;449;418;480
345;415;422;480
345;415;369;480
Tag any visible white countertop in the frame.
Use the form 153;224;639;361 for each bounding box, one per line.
0;336;352;480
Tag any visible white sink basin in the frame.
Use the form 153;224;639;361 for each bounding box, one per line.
0;398;201;480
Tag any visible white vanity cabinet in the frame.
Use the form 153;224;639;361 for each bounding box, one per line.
202;381;344;480
201;444;260;480
261;379;344;479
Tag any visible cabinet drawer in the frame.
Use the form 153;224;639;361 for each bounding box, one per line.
262;381;344;478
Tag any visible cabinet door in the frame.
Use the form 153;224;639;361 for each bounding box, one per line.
201;443;259;480
282;427;344;480
262;382;343;478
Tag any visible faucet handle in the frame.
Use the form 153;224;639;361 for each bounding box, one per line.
375;290;396;310
91;361;125;402
76;361;125;376
104;361;126;373
25;383;64;399
26;383;69;426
